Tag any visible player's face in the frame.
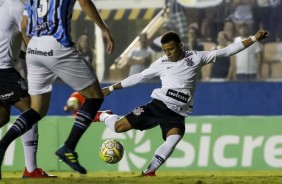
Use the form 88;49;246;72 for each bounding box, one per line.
162;41;183;62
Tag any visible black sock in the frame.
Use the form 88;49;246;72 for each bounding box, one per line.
64;98;104;150
0;108;41;151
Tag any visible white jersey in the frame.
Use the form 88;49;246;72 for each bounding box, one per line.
123;50;216;116
0;0;24;69
147;51;216;116
120;40;245;116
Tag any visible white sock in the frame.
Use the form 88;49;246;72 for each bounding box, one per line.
99;112;113;121
144;134;181;174
21;124;38;173
104;114;119;133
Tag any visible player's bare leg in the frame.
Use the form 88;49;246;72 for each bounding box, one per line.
0;104;11;127
30;92;52;117
0;93;51;179
56;81;104;174
98;113;133;133
6;95;57;178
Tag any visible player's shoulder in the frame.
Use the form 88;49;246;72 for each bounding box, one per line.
184;50;202;58
6;0;25;12
4;0;23;6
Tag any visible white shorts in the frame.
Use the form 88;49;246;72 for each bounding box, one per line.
26;36;96;95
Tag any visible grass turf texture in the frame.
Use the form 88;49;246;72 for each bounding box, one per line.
1;171;282;184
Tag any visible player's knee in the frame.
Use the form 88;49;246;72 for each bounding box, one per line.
0;116;10;128
114;121;131;133
114;122;125;133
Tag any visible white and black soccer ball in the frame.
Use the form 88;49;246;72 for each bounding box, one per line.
99;140;124;164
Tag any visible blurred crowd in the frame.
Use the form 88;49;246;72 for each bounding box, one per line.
147;0;282;82
46;0;282;83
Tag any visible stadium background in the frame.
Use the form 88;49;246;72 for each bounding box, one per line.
3;0;282;173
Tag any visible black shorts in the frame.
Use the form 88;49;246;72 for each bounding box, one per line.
125;99;185;140
0;68;29;105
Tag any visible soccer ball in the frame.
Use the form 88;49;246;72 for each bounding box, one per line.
99;140;124;164
66;97;80;111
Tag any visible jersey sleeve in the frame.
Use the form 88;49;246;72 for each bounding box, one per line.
141;58;163;78
197;50;217;65
199;41;246;65
11;5;24;31
121;58;163;88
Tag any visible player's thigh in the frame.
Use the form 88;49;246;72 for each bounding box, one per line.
52;48;98;94
0;68;29;103
125;103;159;131
13;95;31;112
26;55;56;96
160;119;185;140
27;66;55;96
0;103;11;126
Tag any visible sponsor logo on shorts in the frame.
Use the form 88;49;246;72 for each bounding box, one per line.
0;91;14;100
27;48;53;56
132;107;144;116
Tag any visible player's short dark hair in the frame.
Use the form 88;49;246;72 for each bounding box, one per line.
160;31;181;45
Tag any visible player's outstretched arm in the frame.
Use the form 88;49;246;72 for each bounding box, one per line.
215;28;269;57
102;71;147;96
78;0;114;54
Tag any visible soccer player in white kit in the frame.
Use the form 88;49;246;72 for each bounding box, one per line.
96;29;268;176
0;0;114;178
0;0;56;178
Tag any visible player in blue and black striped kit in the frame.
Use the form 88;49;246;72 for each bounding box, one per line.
25;0;80;47
0;0;114;179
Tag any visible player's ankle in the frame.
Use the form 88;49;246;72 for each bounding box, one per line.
100;112;111;121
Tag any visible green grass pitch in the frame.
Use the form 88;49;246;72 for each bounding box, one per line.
1;171;282;184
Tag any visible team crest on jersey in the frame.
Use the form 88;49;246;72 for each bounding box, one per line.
185;58;194;67
132;107;144;116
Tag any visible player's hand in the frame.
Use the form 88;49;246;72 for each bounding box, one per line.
102;28;114;54
254;29;269;41
102;87;112;96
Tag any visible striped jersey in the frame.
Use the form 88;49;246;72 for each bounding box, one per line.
25;0;76;47
0;0;25;69
166;0;185;13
